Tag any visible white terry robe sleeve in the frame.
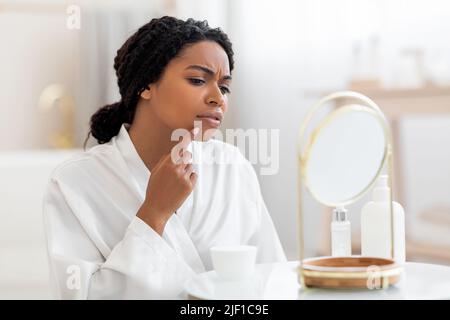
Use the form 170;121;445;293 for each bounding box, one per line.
250;192;288;263
43;178;195;300
242;160;287;264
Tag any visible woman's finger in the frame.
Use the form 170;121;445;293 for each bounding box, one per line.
185;163;195;175
189;171;198;185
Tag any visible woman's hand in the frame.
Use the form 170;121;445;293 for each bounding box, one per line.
136;128;198;235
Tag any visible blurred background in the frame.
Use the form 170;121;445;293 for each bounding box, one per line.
1;0;449;299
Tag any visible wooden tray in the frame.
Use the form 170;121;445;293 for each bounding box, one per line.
299;256;403;289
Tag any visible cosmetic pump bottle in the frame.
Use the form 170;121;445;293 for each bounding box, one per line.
361;175;405;264
331;207;352;257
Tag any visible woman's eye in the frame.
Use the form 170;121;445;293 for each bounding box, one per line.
188;78;230;95
188;78;205;85
220;86;231;95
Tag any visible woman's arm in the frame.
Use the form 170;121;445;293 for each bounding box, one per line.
43;178;194;299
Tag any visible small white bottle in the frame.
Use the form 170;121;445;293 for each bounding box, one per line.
331;207;352;257
361;175;405;264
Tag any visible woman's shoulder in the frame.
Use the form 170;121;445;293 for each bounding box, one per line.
48;142;117;183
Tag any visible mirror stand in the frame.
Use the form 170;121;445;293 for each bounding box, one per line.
296;91;402;289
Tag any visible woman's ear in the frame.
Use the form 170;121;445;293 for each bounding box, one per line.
140;85;151;99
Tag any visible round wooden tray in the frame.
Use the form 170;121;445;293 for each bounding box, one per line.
299;256;403;289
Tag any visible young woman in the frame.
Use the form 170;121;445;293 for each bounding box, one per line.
43;16;286;299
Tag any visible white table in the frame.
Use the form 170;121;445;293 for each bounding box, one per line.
183;261;450;300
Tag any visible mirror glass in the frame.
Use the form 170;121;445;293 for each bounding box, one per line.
303;104;387;206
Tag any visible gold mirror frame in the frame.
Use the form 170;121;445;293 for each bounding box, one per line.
296;91;399;289
301;103;389;207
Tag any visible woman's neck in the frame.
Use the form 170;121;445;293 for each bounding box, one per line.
128;104;178;173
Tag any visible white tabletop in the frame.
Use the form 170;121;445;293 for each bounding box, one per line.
183;261;450;300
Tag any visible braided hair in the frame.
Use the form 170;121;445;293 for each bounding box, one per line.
86;16;234;146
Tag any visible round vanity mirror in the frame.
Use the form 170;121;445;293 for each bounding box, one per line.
297;91;401;289
302;104;388;207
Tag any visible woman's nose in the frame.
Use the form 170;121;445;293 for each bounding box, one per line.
207;88;225;107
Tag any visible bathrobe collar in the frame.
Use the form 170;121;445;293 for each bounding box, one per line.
114;124;150;197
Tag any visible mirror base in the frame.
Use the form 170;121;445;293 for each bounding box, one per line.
298;256;402;289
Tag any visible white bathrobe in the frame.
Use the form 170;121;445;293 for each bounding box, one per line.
43;124;286;299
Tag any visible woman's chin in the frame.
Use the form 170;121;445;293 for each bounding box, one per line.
188;121;222;141
198;131;215;141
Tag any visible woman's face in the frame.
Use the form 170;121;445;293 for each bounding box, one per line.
140;40;232;140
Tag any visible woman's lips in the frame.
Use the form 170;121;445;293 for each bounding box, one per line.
196;116;221;128
196;111;223;128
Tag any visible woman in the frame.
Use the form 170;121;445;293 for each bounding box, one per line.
43;16;286;299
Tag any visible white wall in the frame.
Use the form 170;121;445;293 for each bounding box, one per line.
0;3;79;149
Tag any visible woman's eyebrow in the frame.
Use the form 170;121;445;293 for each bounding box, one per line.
185;64;232;81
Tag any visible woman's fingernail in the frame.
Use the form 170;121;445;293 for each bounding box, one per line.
192;127;200;135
